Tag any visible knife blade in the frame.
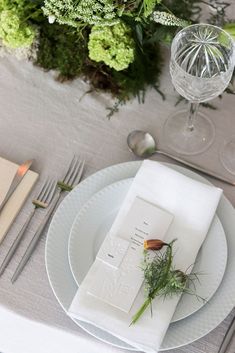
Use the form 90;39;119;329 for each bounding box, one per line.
0;159;34;213
218;313;235;353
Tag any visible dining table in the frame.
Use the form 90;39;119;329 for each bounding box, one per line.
0;15;235;353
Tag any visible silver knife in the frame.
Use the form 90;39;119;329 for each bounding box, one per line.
0;159;34;213
218;313;235;353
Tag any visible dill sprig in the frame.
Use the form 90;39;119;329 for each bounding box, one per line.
130;239;203;325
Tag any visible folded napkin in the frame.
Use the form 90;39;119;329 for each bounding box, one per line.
69;160;222;353
0;157;38;244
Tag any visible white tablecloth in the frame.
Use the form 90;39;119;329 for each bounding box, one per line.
0;26;235;353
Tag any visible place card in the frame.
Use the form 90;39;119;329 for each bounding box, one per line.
118;196;174;249
0;157;38;243
87;196;174;313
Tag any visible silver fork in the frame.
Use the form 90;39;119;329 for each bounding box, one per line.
11;156;85;283
0;179;56;276
218;311;235;353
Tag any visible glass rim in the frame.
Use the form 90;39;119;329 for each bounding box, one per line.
170;23;235;80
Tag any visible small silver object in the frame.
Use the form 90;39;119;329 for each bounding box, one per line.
127;130;235;186
218;312;235;353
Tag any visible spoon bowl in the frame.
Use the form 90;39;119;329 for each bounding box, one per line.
127;130;156;158
127;130;235;185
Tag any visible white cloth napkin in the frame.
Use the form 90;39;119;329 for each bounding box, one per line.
0;157;38;243
69;160;222;353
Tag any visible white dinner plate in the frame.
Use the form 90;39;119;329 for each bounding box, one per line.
45;161;235;351
68;178;227;323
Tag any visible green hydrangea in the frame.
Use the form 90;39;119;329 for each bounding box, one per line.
43;0;119;27
0;10;20;33
223;23;235;38
0;10;36;48
88;22;135;71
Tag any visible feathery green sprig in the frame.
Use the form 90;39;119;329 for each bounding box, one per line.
131;239;203;325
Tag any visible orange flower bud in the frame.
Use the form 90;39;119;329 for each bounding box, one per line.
144;239;168;251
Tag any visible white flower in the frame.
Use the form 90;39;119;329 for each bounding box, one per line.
48;15;56;24
43;0;117;27
152;11;189;27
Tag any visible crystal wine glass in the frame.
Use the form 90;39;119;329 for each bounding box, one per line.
163;24;235;155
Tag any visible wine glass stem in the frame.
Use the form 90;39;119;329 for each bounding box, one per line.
186;102;199;132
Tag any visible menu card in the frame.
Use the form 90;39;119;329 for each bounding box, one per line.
88;196;174;313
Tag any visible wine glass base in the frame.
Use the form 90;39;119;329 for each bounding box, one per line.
163;110;215;155
220;136;235;175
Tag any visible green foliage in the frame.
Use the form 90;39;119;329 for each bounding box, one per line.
88;22;135;71
223;22;235;38
0;0;231;111
111;40;162;100
131;240;202;324
0;0;38;48
36;0;197;102
82;20;163;103
1;10;21;33
43;0;119;27
36;21;88;80
42;0;164;26
143;0;162;17
131;240;175;325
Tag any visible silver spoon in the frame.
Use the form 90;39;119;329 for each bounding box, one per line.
127;130;235;186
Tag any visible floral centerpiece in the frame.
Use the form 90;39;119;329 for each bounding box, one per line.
0;0;234;114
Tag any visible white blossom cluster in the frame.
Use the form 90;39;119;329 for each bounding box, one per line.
43;0;119;27
152;11;189;27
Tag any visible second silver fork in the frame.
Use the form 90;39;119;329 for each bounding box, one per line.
0;180;56;276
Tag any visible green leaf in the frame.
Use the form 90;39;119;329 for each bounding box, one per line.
135;23;143;46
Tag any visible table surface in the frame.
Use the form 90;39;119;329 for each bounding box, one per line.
0;27;235;353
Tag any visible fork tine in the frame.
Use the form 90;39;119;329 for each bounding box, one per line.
36;179;50;201
47;180;57;203
63;156;77;184
71;160;85;187
41;180;56;203
62;155;76;184
65;156;79;185
67;160;82;186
